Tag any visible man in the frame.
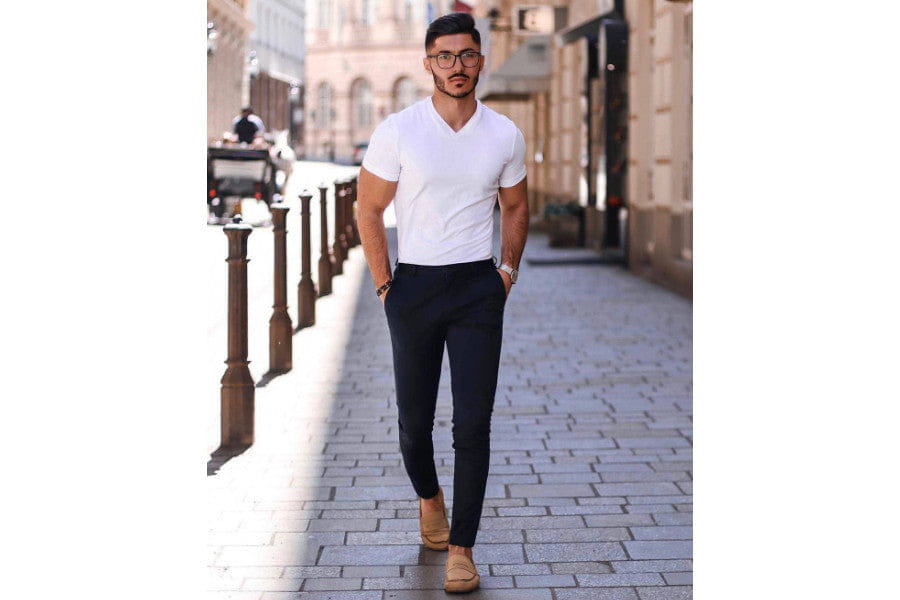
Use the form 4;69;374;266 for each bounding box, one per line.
357;12;528;594
231;107;265;144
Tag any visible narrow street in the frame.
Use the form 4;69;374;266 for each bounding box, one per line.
206;177;693;598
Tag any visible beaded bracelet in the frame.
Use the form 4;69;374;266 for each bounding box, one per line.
376;279;393;297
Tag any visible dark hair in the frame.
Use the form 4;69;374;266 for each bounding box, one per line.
425;12;481;51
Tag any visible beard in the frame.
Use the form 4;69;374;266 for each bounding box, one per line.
433;71;480;99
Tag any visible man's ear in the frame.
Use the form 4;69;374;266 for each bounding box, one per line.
423;56;432;74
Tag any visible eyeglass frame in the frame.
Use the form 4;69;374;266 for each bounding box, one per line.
425;51;483;69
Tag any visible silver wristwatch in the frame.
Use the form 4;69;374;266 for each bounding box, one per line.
498;263;519;284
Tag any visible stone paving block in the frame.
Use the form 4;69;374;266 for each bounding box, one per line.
384;590;551;600
539;472;602;484
346;531;420;545
333;486;412;501
663;572;692;585
495;506;548;516
636;586;692;599
600;471;690;483
514;574;576;587
271;532;346;547
318;509;396;519
303;501;376;510
525;527;630;543
544;437;617;450
317;545;422;566
474;529;526;543
491;563;552;576
611;560;692;573
652;512;692;526
282;567;343;578
626;495;691;506
549;504;624;515
593;481;680;496
301;578;362;591
479;515;585;530
624;541;693;560
509;484;596;498
377;518;418;531
583;514;654;527
576;496;627;505
526;496;579;506
630;526;692;540
553;588;638;600
624;504;675;514
241;579;303;592
352;475;414;487
576;572;665;586
342;566;401;578
550;562;614;574
471;543;526;564
307;519;377;532
260;592;380;600
524;542;626;562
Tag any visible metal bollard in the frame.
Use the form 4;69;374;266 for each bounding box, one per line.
332;178;346;275
318;184;335;296
221;215;255;449
297;190;317;327
346;176;360;247
269;201;292;372
338;178;352;255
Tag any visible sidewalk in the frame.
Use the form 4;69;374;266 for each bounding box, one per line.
207;220;693;600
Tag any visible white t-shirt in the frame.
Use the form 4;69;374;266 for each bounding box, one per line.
363;97;526;266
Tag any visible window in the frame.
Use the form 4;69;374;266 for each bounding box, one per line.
317;82;333;129
360;0;376;26
394;78;418;112
318;0;331;28
351;79;372;129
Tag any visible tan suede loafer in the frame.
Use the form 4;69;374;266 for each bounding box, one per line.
444;553;480;593
419;487;449;550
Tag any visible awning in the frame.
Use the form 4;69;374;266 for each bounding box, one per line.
555;12;621;46
477;35;552;101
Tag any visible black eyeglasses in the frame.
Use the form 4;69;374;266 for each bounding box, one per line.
426;51;482;69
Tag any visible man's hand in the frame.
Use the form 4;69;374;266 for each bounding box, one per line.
497;268;511;298
380;288;390;304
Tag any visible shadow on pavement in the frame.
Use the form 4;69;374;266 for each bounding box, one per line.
207;444;251;476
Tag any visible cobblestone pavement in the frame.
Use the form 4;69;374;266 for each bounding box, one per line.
207;219;693;600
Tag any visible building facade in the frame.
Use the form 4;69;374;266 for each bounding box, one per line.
479;0;692;297
208;0;254;143
247;0;306;152
304;0;464;162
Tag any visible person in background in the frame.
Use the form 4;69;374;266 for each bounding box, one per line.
232;107;266;144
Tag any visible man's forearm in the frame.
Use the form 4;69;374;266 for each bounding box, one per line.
500;201;529;267
358;208;393;288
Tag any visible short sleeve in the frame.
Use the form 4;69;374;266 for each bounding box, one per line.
362;116;401;182
498;127;527;188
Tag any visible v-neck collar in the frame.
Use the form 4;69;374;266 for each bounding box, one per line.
427;97;482;137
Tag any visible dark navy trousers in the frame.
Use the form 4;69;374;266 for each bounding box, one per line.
383;259;506;547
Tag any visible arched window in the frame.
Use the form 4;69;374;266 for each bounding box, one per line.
318;0;331;28
360;0;376;26
393;77;419;113
352;79;372;129
317;82;333;129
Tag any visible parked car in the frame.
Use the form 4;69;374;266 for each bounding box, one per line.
352;142;368;165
